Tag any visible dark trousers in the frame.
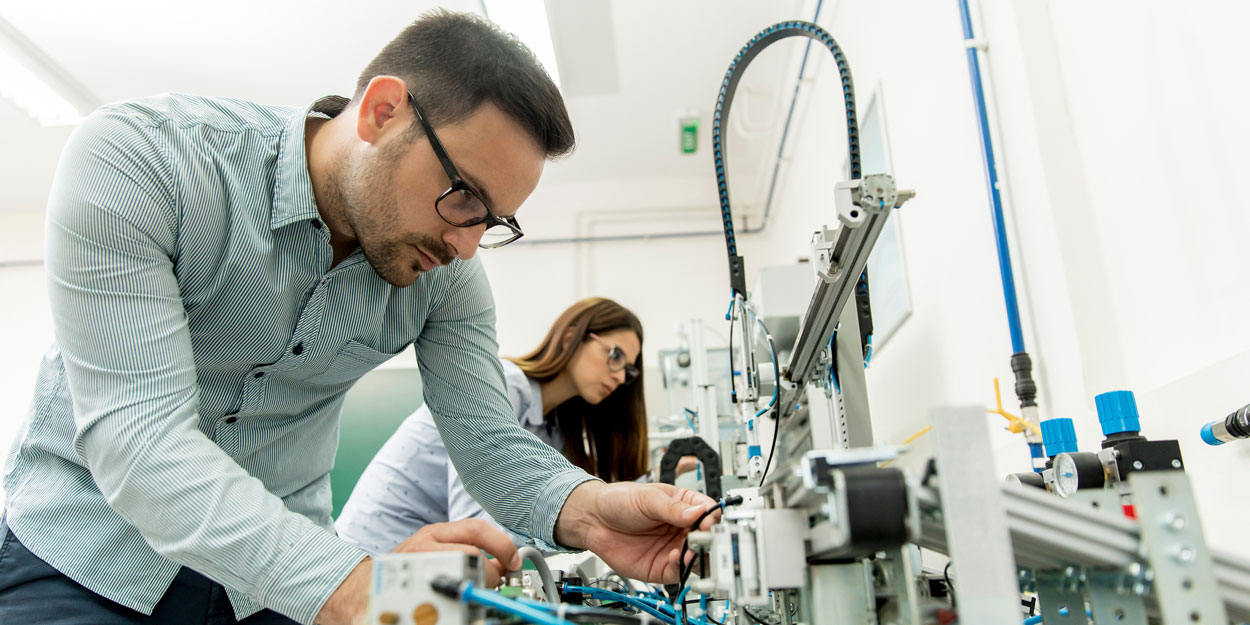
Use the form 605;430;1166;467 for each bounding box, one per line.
0;519;298;625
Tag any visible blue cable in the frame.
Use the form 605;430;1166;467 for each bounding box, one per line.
956;0;1026;354
458;582;566;625
682;408;698;433
565;585;684;624
673;585;692;612
1023;616;1043;625
827;333;841;394
863;333;873;366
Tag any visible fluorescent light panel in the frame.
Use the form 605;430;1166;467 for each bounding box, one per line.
483;0;561;87
0;48;81;126
0;16;95;127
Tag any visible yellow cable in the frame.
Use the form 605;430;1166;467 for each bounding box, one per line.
988;377;1042;437
882;379;1041;469
901;426;931;446
880;425;932;466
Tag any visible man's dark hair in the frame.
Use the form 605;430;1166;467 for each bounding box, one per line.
355;10;574;158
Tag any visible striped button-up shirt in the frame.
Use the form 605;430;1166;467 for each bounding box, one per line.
1;93;593;624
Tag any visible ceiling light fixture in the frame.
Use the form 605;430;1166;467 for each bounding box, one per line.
482;0;561;88
0;16;97;126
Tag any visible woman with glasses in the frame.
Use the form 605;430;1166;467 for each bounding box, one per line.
336;297;665;554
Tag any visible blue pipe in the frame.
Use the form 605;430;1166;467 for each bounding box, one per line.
459;583;566;625
957;0;1027;354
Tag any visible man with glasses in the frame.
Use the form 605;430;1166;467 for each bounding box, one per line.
0;10;715;625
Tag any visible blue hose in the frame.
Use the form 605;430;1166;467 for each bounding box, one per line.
956;0;1026;354
459;583;566;625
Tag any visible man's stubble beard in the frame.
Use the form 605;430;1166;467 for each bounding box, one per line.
330;140;450;288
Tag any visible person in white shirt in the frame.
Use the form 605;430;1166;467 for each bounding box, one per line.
337;297;694;553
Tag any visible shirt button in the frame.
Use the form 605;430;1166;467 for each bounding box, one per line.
254;372;265;378
311;219;322;229
292;343;304;355
225;416;238;424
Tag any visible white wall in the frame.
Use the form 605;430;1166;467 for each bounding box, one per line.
747;0;1250;558
0;211;53;507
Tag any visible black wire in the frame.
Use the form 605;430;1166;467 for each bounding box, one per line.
678;504;722;584
675;495;745;615
759;406;780;485
587;578;628;594
944;561;956;609
755;315;781;485
683;598;728;625
742;606;772;625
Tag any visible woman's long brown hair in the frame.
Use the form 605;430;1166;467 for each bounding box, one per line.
507;297;647;482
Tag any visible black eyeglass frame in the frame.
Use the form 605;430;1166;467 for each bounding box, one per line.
407;91;524;249
588;333;641;385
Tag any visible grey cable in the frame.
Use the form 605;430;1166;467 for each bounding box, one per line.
517;546;560;604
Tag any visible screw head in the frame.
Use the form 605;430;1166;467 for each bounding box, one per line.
1166;514;1187;531
1133;460;1144;470
1176;547;1195;564
1171;459;1182;469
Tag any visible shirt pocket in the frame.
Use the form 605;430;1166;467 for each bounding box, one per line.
305;340;405;386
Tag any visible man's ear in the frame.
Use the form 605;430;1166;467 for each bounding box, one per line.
355;76;410;145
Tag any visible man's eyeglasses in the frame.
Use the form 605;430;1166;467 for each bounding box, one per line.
407;91;524;249
588;333;640;385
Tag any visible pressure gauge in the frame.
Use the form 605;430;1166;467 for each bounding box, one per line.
1052;452;1106;497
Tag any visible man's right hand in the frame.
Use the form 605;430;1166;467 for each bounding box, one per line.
316;519;521;625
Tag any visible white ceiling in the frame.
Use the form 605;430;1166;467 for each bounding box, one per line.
0;0;816;217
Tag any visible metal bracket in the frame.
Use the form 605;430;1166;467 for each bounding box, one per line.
878;546;923;625
805;561;877;625
1036;570;1088;625
1069;488;1123;519
1087;571;1147;624
1131;472;1228;625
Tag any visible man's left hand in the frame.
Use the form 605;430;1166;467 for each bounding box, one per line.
554;481;719;583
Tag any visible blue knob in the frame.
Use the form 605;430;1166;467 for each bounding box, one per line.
1200;422;1223;446
1040;418;1078;457
1095;390;1141;436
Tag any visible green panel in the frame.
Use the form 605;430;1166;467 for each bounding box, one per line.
330;366;424;519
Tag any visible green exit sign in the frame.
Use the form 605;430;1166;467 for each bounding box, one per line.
680;118;699;154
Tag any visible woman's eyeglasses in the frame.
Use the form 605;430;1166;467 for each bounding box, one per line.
588;333;640;384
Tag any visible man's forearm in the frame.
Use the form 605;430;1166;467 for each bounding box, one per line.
552;480;606;549
316;558;371;625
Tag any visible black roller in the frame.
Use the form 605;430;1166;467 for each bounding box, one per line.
841;466;910;555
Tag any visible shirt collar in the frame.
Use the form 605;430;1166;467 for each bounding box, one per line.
522;376;546;427
271;95;350;231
